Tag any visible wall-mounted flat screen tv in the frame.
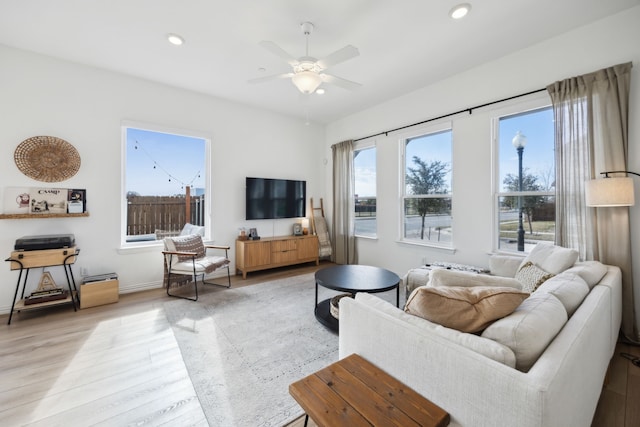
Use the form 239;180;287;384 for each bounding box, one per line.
246;177;306;220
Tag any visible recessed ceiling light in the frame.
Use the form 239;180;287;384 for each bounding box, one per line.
167;33;185;46
315;88;325;95
449;3;471;19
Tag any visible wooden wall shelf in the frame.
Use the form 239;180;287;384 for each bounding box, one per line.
0;212;89;219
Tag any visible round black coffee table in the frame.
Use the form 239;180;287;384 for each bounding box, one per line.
314;265;400;332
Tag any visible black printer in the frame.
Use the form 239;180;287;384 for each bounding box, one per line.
14;234;76;251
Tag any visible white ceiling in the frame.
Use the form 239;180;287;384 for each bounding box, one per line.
1;0;638;124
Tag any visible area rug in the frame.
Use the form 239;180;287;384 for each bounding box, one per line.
163;273;340;427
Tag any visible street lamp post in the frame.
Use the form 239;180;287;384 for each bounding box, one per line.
512;131;527;252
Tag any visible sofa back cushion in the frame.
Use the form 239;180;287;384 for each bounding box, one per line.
535;272;589;317
428;268;522;289
482;292;568;372
563;261;608;289
519;242;579;275
405;286;529;333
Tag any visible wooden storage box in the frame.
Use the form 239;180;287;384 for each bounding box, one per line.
9;247;78;270
80;279;119;309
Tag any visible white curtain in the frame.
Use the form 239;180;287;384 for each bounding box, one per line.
547;62;637;342
331;140;357;265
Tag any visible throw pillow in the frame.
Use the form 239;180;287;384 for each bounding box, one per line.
482;292;568;372
171;234;206;261
404;286;529;333
516;262;554;293
518;242;579;275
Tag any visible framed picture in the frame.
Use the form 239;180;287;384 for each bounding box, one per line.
249;228;259;239
30;188;67;214
293;223;303;236
68;188;86;213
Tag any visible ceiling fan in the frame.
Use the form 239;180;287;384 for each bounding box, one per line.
249;22;361;94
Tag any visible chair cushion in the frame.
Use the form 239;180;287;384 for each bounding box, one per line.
171;256;230;274
519;242;578;275
515;261;554;293
180;223;205;237
482;292;567;372
404;286;529;333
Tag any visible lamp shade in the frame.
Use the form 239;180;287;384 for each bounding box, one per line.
291;71;322;94
585;177;635;207
301;218;310;228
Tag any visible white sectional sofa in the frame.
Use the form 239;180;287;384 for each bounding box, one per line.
338;244;622;427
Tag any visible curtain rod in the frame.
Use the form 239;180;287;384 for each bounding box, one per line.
353;87;547;142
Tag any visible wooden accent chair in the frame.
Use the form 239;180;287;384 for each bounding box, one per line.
162;234;231;301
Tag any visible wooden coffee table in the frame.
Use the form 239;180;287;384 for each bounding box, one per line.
289;353;449;427
314;265;400;332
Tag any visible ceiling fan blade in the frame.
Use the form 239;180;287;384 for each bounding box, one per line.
259;41;299;66
320;73;362;91
316;45;359;69
248;73;293;84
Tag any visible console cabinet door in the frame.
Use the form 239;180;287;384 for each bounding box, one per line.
297;236;319;260
243;241;271;267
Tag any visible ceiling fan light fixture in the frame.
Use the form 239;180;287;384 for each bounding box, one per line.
449;3;471;19
292;71;322;94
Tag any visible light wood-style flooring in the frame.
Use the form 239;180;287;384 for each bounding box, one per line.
2;261;639;426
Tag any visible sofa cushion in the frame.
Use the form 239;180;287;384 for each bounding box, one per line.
353;292;517;368
535;272;589;317
564;261;608;289
405;286;529;333
519;242;579;275
515;261;554;293
482;292;568;372
428;269;522;289
489;255;523;278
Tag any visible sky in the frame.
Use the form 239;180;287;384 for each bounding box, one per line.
354;106;554;197
126;128;206;196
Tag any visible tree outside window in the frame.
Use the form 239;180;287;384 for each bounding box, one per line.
402;128;452;246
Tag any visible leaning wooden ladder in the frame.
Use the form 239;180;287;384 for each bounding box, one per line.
310;198;332;259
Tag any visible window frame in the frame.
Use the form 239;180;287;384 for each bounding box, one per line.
491;95;555;254
398;121;453;249
120;120;212;248
353;139;377;239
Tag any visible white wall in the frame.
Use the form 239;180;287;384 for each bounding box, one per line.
325;6;640;280
0;45;326;314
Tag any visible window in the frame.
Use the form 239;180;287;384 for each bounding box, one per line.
495;106;555;253
122;124;209;244
354;142;376;238
401;125;452;246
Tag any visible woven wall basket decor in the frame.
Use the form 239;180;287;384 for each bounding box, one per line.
14;136;81;182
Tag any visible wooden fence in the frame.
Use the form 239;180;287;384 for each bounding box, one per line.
126;195;205;236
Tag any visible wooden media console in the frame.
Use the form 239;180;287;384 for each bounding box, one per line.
235;235;319;279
